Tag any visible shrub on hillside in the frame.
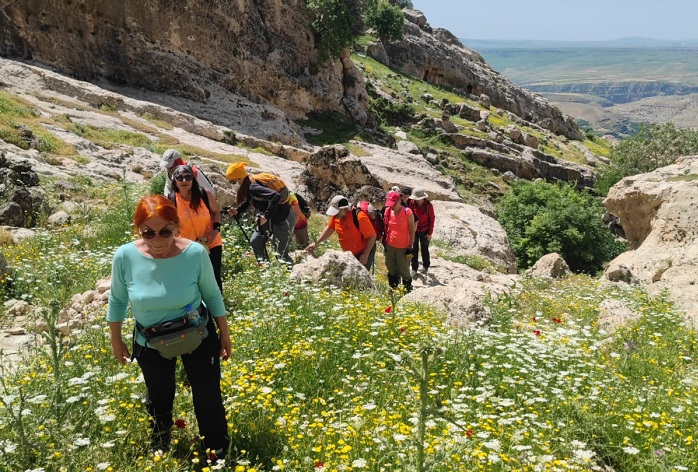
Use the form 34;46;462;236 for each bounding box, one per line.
364;1;405;44
496;180;625;274
306;0;355;59
596;122;698;195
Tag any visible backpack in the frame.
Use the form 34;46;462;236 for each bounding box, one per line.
295;193;312;219
250;172;290;204
351;207;376;243
194;166;214;194
168;189;212;216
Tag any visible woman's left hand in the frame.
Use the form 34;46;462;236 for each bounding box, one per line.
219;333;232;361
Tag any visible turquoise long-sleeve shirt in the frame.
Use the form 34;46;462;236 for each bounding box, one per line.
107;241;226;346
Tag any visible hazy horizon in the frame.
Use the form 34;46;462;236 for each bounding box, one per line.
410;0;698;42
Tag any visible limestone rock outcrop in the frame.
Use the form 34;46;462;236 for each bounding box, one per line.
431;201;518;274
298;142;461;211
290;250;375;291
402;258;517;325
603;155;698;326
0;0;368;129
384;9;583;141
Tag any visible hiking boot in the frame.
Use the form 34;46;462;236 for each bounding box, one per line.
150;431;171;454
420;267;428;275
207;447;228;465
410;269;417;278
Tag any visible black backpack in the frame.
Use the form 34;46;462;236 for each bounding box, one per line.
295;193;312;218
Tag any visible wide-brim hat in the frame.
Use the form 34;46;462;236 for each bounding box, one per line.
409;188;428;200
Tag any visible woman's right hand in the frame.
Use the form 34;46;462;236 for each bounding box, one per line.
111;339;131;365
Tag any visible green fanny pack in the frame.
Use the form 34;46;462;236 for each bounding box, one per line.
137;310;209;359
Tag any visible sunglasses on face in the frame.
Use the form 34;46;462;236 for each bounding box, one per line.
140;227;175;240
174;174;194;182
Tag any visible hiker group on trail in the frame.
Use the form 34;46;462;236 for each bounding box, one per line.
306;187;434;293
105;151;437;463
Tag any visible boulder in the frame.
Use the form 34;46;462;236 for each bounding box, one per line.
402;258;517;325
525;253;570;279
366;41;389;67
597;299;641;336
458;103;481;122
290;250;375;291
431;200;518;273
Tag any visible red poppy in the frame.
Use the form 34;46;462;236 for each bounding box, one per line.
384;306;393;313
400;327;405;333
534;330;541;336
552;317;562;323
465;429;474;437
315;461;324;468
174;419;187;429
532;316;537;322
284;292;289;297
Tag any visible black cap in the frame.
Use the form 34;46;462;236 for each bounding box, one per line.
401;187;412;196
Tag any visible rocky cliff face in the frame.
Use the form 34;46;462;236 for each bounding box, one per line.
2;2;583;144
0;0;367;125
603;156;698;328
383;9;584;140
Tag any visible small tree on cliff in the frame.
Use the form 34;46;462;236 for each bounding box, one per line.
307;0;355;59
365;1;405;44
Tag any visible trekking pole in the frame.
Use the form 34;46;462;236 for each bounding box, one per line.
232;215;252;246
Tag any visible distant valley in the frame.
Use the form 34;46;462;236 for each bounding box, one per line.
464;38;698;136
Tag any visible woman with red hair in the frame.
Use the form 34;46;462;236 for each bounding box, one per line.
107;195;231;463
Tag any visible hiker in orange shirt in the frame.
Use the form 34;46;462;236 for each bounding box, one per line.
306;195;376;270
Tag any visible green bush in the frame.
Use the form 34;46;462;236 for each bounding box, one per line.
369;97;415;126
596;122;698;195
365;1;405;43
306;0;355;59
149;172;166;196
496;180;625;274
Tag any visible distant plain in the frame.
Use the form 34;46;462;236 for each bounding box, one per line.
465;39;698;135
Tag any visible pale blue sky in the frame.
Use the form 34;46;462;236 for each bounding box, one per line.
410;0;698;41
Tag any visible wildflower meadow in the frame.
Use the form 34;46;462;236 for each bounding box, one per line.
0;182;696;472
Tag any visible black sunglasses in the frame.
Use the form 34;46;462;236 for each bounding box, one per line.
174;174;194;182
140;227;174;240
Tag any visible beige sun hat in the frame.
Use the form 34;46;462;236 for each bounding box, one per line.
409;188;428;200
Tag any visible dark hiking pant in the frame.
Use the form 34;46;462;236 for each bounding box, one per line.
136;321;229;453
251;210;296;265
411;231;431;272
385;244;412;292
209;245;223;293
